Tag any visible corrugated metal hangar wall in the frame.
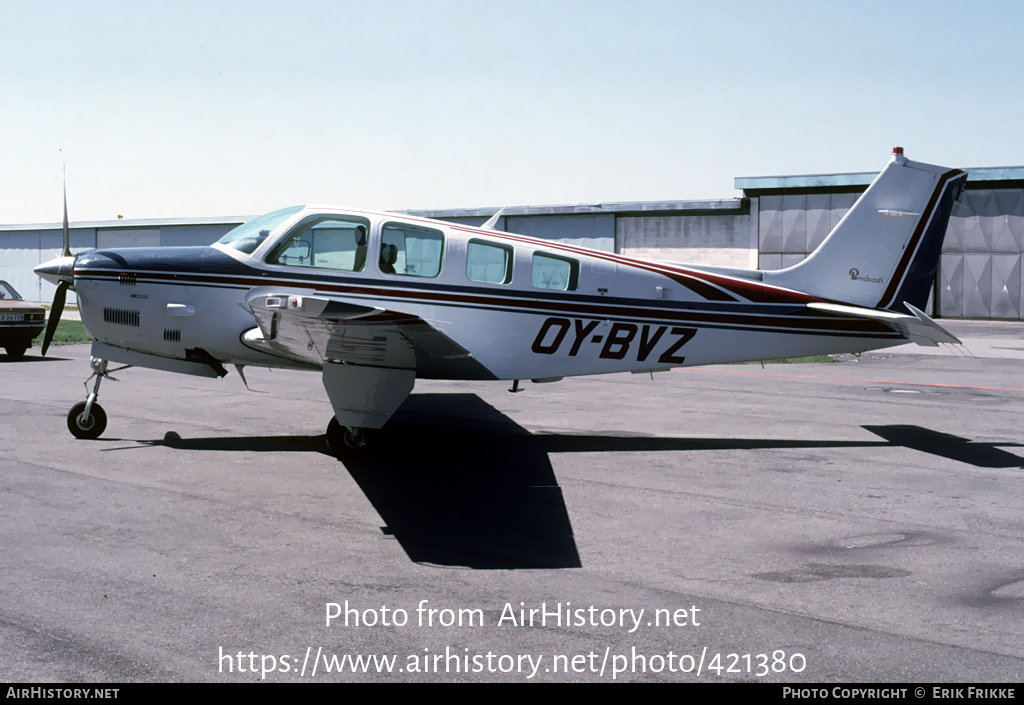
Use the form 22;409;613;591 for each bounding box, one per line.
0;220;243;305
411;199;755;269
944;189;1023;319
2;165;1022;319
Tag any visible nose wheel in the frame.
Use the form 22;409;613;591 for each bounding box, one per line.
66;357;129;440
67;401;107;439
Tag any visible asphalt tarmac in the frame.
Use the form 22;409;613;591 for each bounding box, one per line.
2;323;1023;683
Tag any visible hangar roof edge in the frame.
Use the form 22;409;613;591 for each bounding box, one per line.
1;200;748;232
0;214;253;233
5;163;1024;231
404;199;745;219
736;166;1024;192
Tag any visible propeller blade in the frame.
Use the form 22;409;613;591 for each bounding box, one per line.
61;165;71;257
41;281;68;356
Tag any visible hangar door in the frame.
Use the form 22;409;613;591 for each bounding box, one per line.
940;188;1024;319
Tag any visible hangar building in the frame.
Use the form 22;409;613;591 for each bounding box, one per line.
3;164;1022;319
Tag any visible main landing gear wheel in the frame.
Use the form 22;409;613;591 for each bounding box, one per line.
326;417;371;455
67;401;107;440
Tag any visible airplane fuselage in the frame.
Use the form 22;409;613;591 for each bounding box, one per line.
70;206;903;382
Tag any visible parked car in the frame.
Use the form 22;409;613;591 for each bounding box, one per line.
0;281;46;360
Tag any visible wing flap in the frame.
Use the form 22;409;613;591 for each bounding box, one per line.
242;287;496;379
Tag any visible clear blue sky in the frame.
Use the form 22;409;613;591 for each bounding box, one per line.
3;0;1023;224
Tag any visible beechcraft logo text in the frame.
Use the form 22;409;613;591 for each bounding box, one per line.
849;268;884;284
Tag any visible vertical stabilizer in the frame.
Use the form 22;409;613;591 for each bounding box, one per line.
762;148;966;313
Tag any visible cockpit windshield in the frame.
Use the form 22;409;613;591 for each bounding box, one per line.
217;206;305;254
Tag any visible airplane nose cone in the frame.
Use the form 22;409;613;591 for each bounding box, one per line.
34;255;76;285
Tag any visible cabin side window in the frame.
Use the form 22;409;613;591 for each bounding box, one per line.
379;223;444;277
466;239;513;285
531;252;579;291
266;216;370;272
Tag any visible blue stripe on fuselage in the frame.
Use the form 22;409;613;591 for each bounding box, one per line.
73;266;901;341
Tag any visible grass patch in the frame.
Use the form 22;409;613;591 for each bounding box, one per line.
742;354;838;364
31;319;92;346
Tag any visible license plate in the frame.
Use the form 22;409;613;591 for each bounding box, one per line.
0;313;25;322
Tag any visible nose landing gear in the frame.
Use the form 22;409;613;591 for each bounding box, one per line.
67;357;129;439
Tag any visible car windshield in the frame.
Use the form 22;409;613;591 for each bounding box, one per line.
217;206;305;254
0;282;21;300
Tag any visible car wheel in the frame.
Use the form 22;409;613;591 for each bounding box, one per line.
4;345;27;361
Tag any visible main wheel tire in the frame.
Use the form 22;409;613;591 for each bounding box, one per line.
325;418;372;455
67;401;107;440
326;417;343;454
4;345;27;361
343;427;367;449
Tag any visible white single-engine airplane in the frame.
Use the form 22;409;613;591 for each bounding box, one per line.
36;148;966;451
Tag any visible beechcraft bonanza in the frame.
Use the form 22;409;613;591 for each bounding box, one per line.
35;148;966;450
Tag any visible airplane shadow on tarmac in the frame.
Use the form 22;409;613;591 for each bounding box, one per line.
861;425;1024;469
147;393;583;570
133;394;1024;569
334;394;580;570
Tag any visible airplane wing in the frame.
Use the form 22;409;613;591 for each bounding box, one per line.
241;286;497;379
806;301;962;347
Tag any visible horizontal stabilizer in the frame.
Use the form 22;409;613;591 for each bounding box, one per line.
807;302;961;347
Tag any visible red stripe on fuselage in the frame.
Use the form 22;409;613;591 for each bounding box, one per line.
444;224;821;305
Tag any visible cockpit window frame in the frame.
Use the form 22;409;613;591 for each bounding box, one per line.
264;214;373;273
